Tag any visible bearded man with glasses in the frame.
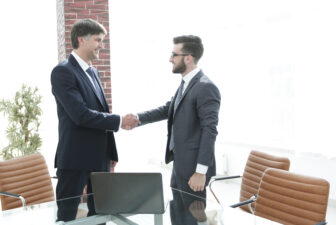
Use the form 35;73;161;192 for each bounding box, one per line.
136;35;221;198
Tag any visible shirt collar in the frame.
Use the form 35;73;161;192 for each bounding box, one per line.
71;51;91;72
182;67;200;84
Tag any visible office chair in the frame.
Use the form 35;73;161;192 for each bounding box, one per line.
0;153;55;210
231;168;330;225
209;150;290;213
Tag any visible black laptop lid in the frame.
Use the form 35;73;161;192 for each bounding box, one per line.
90;172;165;214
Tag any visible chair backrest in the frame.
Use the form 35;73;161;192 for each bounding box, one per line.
239;150;290;213
255;168;329;225
0;153;55;210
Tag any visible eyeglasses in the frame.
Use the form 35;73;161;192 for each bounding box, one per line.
170;52;192;58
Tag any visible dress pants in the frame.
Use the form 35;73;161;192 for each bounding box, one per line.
56;169;98;222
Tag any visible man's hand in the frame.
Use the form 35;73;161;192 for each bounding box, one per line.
110;160;117;172
121;114;140;130
188;172;206;192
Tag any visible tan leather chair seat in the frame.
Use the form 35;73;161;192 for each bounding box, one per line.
255;168;329;225
0;153;55;210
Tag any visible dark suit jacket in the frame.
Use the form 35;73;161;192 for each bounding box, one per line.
51;54;119;171
138;70;221;183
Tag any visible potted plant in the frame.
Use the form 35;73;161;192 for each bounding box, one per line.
0;84;42;160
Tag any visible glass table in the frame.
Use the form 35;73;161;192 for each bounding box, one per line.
0;188;221;225
0;187;281;225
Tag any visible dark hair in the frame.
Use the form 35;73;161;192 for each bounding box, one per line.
70;19;107;49
173;35;204;63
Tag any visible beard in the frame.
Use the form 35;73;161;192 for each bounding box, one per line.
172;60;186;74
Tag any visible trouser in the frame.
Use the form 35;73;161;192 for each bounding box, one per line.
55;169;98;222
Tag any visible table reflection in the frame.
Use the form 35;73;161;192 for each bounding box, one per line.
170;188;216;225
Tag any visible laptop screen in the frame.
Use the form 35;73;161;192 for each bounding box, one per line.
90;172;166;214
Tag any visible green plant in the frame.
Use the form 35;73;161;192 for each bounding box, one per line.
0;84;42;160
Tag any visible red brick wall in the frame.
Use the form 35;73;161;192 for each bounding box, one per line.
62;0;112;112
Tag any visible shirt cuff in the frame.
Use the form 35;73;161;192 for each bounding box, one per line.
136;114;141;125
118;115;122;131
196;164;208;174
198;221;208;225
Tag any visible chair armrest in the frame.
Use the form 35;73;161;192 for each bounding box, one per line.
230;194;257;214
0;191;26;207
212;175;241;181
208;175;241;204
230;198;255;208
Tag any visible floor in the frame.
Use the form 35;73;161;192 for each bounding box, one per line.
208;179;336;224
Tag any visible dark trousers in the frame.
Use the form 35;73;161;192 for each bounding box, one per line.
56;169;97;222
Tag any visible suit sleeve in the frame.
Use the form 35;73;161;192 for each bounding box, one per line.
137;100;171;126
196;82;221;166
51;66;120;131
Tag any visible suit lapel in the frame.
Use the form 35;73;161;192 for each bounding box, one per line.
173;71;203;114
69;55;109;111
168;88;179;118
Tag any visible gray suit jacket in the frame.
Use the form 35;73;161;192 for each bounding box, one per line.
138;70;221;182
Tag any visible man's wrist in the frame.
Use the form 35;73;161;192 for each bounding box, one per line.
196;164;208;174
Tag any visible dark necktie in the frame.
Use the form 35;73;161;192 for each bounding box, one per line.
169;80;185;151
174;80;185;111
86;67;104;104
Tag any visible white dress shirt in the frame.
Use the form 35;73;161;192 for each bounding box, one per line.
71;51;96;88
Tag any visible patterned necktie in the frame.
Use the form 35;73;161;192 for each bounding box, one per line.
86;67;104;103
169;80;185;151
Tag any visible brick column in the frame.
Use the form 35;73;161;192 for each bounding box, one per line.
56;0;112;112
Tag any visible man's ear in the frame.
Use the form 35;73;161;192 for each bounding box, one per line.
184;54;194;65
77;36;85;47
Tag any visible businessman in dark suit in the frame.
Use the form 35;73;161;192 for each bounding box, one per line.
51;19;138;221
137;35;221;197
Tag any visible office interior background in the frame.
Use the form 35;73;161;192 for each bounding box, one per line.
0;0;335;206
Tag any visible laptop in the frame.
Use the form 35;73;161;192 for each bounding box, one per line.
90;172;167;214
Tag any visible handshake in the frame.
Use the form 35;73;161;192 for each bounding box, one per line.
121;114;140;130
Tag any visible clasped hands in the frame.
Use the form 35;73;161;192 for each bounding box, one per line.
121;114;140;130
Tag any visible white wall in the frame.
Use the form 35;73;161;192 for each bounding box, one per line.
110;0;336;200
0;1;58;173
